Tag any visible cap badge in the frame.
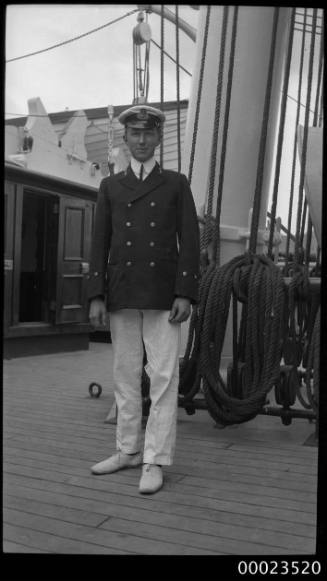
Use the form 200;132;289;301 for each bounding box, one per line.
137;108;148;120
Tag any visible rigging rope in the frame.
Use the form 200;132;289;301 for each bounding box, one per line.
294;9;318;263
305;305;320;413
178;7;321;427
284;9;307;270
160;5;165;167
175;5;181;173
187;5;211;184
313;24;324;128
204;6;229;251
180;254;286;425
277;9;321;419
249;7;280;253
6;9;139;63
150;39;191;77
212;6;239;265
267;8;296;259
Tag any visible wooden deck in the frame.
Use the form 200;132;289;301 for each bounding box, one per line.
3;343;318;555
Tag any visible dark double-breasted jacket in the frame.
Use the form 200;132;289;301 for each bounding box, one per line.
88;163;200;311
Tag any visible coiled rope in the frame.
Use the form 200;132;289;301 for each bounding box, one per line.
180;254;286;425
179;7;288;425
179;7;320;427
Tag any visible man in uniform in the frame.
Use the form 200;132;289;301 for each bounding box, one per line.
88;104;200;494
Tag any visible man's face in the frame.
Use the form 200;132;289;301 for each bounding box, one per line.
125;125;161;162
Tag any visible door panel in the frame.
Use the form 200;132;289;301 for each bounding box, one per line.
56;197;92;324
4;181;16;331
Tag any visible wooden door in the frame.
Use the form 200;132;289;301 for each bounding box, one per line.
4;181;16;331
56;197;92;324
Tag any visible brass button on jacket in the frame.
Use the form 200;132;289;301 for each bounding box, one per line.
88;163;200;311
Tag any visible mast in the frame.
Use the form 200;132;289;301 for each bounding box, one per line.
137;5;197;41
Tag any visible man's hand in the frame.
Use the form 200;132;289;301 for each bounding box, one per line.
169;297;191;323
89;297;107;327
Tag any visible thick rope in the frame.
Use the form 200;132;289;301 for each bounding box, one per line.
181;6;224;390
212;6;239;266
188;5;211;184
304;216;313;267
175;5;181;173
308;305;320;413
160;5;165;167
313;23;324;128
180;7;320;427
180;254;285;426
294;9;318;263
283;265;320;412
284;9;307;271
144;38;151;102
267;8;296;259
249;7;280;253
201;255;285;425
204;6;229;251
180;6;216;380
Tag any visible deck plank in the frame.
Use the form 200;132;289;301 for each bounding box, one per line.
3;461;316;517
3;540;48;553
4;469;316;534
3;344;318;555
3;523;129;554
4;422;318;471
3;450;317;503
3;508;218;555
5;478;316;542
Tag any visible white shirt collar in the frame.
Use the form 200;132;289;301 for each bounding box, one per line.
131;156;156;180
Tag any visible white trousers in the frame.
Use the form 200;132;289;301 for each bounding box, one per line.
109;309;181;465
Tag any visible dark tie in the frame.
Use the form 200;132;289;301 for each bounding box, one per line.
139;164;144;181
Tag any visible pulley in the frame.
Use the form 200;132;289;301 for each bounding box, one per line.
133;11;151;104
133;12;151;45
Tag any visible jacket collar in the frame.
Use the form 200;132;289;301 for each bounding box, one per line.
117;162;165;202
130;156;156;180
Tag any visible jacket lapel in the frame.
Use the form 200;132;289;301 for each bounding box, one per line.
117;163;166;203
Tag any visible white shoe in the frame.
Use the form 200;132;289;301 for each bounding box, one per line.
91;452;142;475
139;464;163;494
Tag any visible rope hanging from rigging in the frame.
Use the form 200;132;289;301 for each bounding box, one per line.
284;8;308;271
175;5;181;173
294;9;318;265
188;5;211;185
249;7;280;254
272;9;321;422
267;8;296;260
160;5;165;166
205;5;229;259
179;7;317;426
